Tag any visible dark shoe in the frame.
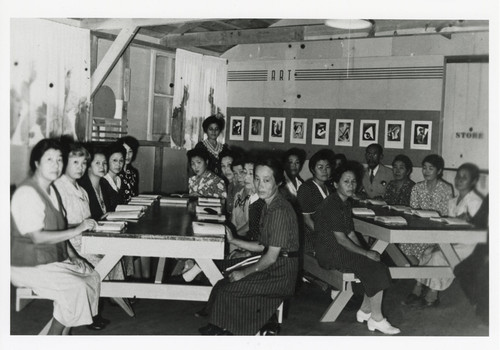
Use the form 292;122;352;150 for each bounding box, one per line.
259;322;281;335
86;320;106;331
168;274;186;284
95;315;111;325
199;323;232;335
401;293;422;306
194;307;208;318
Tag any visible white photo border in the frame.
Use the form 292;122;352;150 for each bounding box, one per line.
359;119;379;147
410;120;432;150
229;116;245;141
290;118;307;144
335;119;354;146
248;116;265;142
384;120;405;149
312;118;330;146
269;117;286;143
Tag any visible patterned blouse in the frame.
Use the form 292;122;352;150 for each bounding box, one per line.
410;180;454;216
383;179;416;206
188;170;227;198
119;164;139;202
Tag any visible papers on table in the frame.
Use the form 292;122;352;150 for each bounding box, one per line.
105;210;144;220
115;204;148;212
374;216;408;226
95;221;127;232
192;221;225;237
352;208;376;216
160;197;189;206
404;209;441;218
224;255;261;274
429;217;472;226
196;213;226;223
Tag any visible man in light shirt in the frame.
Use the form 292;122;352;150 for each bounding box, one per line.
360;143;393;199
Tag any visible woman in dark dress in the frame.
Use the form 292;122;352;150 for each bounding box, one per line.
194;115;229;176
199;158;299;335
383;154;415;206
297;149;333;253
101;142;127;212
314;164;400;335
117;136;140;202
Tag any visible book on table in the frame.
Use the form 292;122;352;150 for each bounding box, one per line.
128;198;155;206
352;208;376;216
160;197;189;206
403;209;441;218
224;255;262;274
196;213;226;223
170;193;189;198
115;204;148;212
95;221;127;232
105;210;144;220
197;197;221;207
192;221;226;237
374;216;408;225
429;217;472;226
383;205;411;212
364;199;387;206
135;194;161;200
195;205;222;215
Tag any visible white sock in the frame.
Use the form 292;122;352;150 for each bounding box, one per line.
183;264;202;282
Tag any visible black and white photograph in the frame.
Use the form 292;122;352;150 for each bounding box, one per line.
229;116;245;141
335;119;354;146
248;116;264;142
359;120;379;147
312;118;329;145
384;120;405;149
410;120;432;150
3;3;496;347
290;118;307;144
269;117;285;143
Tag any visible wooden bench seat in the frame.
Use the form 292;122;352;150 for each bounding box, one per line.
303;254;360;322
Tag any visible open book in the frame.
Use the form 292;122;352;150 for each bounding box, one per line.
352;208;376;216
170;193;189;198
360;199;387;206
224;255;262;274
403;209;441;218
429;217;472;226
383;205;411;212
95;221;127;232
196;213;226;223
374;216;408;225
115;204;148;212
192;221;226;237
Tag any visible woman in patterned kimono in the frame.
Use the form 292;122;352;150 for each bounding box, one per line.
199;158;299;335
195;115;229;176
11;138;99;335
187;147;226;199
118;135;140;202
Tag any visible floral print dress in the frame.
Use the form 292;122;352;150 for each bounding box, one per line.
189;170;227;198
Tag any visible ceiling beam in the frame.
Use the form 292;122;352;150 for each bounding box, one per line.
212;21;242;30
161;26;306;47
80;18;203;30
91;26;139;98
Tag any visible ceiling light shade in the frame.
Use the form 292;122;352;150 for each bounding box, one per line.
324;19;372;30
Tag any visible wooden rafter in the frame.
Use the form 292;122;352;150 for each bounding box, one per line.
80;18;203;30
161;26;306;48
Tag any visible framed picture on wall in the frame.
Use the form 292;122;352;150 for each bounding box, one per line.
335;119;353;146
410;121;432;150
248;116;264;142
269;117;285;143
229;116;245;141
359;120;379;147
290;118;307;144
384;120;405;149
312;119;330;145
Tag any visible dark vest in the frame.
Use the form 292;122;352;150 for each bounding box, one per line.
11;178;68;267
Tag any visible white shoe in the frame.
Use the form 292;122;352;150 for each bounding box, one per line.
330;290;340;300
367;318;401;335
356;310;371;323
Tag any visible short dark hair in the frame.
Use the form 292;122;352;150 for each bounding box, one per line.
332;153;347;166
187;147;210;163
457;162;480;183
255;157;285;185
392;154;413;176
366;143;383;154
283;147;306;166
331;162;358;184
29;138;62;173
84;143;106;164
105;142;126;164
422;154;445;176
202;115;225;133
308;149;334;174
118;135;140;162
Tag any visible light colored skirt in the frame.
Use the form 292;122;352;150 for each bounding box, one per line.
11;260;100;327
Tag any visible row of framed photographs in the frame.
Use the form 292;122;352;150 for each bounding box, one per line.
229;116;432;150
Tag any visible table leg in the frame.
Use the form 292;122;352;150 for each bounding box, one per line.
155;258;166;284
370;240;389;254
195;258;223;285
438;243;461;268
320;282;354;322
385;244;411;267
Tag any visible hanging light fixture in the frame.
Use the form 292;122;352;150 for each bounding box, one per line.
324;19;372;30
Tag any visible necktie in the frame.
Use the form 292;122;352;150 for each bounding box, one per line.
369;170;374;184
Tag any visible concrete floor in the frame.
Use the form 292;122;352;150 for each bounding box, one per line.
10;278;488;337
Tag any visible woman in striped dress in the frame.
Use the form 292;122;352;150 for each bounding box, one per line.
314;164;400;335
199;158;300;335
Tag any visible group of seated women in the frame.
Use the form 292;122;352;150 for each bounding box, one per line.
11;114;487;336
10;136;145;334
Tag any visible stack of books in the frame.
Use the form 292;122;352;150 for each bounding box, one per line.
129;197;156;206
192;221;226;237
95;221;127;232
195;197;224;222
198;197;221;207
352;208;376;216
105;210;144;221
160;197;189;206
115;204;148;212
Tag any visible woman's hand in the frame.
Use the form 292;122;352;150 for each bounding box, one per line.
365;250;381;262
77;219;97;233
228;270;246;282
225;226;234;242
